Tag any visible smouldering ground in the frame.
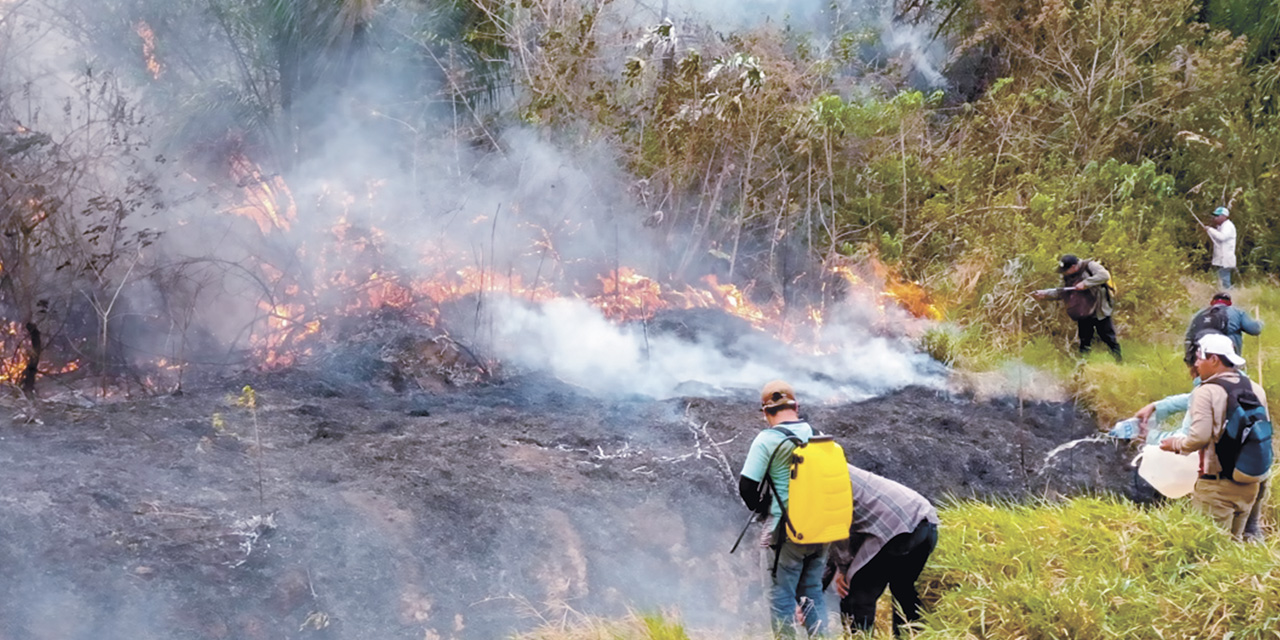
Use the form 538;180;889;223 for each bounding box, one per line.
0;367;1101;639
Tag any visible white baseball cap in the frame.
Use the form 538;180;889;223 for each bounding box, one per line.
1197;333;1245;366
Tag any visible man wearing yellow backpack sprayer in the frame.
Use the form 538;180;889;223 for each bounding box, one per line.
739;381;852;638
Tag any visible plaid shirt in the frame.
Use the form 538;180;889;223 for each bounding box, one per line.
828;465;938;577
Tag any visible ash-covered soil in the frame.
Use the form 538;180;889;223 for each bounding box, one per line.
0;368;1122;639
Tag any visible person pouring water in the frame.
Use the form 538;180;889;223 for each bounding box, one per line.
1129;363;1268;541
1158;334;1270;538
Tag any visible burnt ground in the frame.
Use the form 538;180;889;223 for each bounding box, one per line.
0;365;1130;639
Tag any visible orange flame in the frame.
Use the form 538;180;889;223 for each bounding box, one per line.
0;322;24;384
257;301;322;369
586;268;780;334
362;273;415;310
696;274;772;327
134;21;163;80
829;261;942;321
413;267;556;306
221;177;939;370
885;280;942;321
592;267;667;321
0;321;81;385
228;155;296;233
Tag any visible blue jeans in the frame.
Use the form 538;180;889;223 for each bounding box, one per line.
1217;267;1233;289
768;539;829;637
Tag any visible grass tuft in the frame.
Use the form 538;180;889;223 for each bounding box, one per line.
514;610;696;640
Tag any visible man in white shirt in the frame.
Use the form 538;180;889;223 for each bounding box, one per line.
1203;206;1237;289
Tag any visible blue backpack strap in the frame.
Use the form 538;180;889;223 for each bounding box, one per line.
1203;374;1263;475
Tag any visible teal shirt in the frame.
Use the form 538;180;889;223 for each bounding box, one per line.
1146;385;1196;445
740;421;814;521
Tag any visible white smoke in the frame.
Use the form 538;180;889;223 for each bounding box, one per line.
1;0;953;397
661;0;950;89
881;19;947;88
488;296;944;401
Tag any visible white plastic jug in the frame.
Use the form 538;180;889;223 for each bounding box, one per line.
1133;444;1199;499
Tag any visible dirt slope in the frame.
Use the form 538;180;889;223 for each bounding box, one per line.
0;369;1109;639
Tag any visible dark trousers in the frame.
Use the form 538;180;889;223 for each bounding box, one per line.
841;520;937;637
1076;316;1121;359
1244;478;1268;540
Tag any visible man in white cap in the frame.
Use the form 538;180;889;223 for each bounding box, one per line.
1202;206;1237;289
1160;333;1268;537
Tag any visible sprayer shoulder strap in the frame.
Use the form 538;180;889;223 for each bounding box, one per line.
761;427;802;492
767;426;811;540
763;428;799;578
770;425;804;442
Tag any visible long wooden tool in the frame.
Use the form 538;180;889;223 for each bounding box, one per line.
1256;305;1265;388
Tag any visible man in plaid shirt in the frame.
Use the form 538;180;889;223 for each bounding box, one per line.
823;465;938;637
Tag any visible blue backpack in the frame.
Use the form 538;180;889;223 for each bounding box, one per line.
1205;375;1274;483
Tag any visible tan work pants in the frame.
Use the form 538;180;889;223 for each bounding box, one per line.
1190;478;1261;537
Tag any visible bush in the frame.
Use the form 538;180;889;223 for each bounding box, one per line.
919;323;965;366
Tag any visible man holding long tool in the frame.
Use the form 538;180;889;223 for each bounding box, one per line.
1199;206;1238;289
1030;255;1121;361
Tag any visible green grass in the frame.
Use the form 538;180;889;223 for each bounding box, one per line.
512;497;1280;640
915;496;1280;639
947;278;1280;431
513;610;695;640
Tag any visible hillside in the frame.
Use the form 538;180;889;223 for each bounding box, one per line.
0;366;1099;639
3;0;1280;637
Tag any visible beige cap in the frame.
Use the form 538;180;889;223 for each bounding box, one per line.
760;380;797;410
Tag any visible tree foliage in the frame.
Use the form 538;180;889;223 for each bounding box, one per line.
0;68;162;393
10;0;1280;389
493;0;1280;350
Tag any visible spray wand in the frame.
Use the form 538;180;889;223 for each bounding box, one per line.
729;511;758;554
